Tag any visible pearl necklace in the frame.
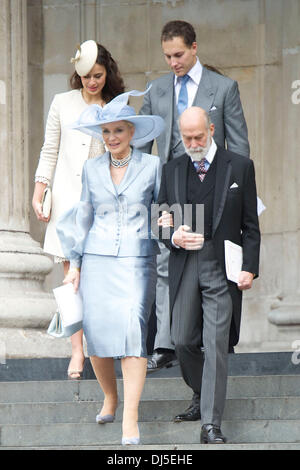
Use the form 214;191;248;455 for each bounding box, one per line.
110;149;132;168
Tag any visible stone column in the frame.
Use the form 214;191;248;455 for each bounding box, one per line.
266;1;300;349
215;0;300;353
0;0;56;358
79;0;100;42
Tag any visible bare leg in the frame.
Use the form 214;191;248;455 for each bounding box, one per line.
64;261;85;379
90;356;118;415
121;356;147;439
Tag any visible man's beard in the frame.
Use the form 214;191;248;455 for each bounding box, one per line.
183;132;211;161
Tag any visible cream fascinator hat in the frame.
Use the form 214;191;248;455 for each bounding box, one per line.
69;88;165;147
70;40;98;76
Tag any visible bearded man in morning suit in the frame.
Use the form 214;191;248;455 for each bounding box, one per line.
155;106;260;443
139;20;250;421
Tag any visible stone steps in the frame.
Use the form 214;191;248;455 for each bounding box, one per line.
0;374;300;448
1;419;300;447
2;444;300;450
1;396;300;425
1;374;300;403
1;352;300;382
1;352;300;449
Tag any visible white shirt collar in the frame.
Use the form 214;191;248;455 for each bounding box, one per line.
205;137;217;164
190;137;217;164
174;57;202;86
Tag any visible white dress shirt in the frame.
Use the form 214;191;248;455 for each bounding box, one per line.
171;138;217;248
174;57;203;107
191;137;217;170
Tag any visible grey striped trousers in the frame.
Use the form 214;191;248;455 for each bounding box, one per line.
171;241;232;426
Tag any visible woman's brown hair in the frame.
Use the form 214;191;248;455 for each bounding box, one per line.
70;43;125;103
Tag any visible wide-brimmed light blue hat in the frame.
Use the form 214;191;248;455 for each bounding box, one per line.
69;87;165;147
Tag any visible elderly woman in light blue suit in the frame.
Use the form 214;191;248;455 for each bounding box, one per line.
56;90;164;445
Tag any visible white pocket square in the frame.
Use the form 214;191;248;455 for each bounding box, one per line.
210;106;217;111
230;182;239;189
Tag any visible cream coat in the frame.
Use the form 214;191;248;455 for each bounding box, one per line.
35;89;104;258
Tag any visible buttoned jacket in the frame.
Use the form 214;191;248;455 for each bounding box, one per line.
56;148;161;266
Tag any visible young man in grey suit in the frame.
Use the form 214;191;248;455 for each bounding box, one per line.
139;20;250;420
155;106;260;443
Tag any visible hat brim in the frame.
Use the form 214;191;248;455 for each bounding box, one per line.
70;115;165;147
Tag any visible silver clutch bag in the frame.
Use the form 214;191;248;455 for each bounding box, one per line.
41;186;52;218
47;284;83;338
47;310;83;338
47;311;66;338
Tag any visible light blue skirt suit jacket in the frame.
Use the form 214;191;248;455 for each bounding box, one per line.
57;147;161;359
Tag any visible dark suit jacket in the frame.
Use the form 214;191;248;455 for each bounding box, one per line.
156;146;261;346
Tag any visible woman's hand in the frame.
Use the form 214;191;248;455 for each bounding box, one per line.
63;268;80;293
32;182;50;222
158;211;174;227
32;198;50;223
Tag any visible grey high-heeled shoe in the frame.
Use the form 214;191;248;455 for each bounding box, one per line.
96;413;115;424
121;436;140;445
122;425;140;445
96;398;119;424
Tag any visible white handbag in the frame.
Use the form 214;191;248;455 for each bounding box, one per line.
47;284;83;338
41;186;52;218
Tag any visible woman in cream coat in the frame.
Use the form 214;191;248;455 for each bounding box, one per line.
32;40;125;379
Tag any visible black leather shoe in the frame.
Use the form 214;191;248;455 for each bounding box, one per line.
174;392;200;422
147;351;176;372
174;404;201;422
200;424;227;444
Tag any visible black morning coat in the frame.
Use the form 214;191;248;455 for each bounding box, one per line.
155;145;261;347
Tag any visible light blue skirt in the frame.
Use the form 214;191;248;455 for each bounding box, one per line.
80;254;157;358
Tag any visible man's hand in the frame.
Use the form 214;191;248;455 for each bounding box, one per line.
63;268;80;293
237;271;254;290
173;225;204;250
